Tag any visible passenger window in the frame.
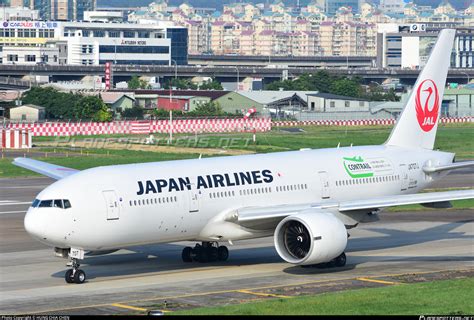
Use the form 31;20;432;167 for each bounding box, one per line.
53;200;63;209
39;200;52;207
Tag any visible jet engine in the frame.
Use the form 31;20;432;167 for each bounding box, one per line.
274;210;347;265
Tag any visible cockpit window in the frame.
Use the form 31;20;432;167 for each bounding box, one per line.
53;200;63;209
38;200;53;208
32;199;40;208
32;199;72;209
63;200;71;209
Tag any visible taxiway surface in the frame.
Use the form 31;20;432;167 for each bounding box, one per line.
0;170;472;314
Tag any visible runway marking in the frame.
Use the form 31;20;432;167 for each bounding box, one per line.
237;289;290;299
0;186;46;189
0;202;32;206
0;210;27;215
24;268;471;315
356;277;400;285
110;303;147;312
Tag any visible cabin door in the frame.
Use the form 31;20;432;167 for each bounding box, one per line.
188;182;200;213
400;164;409;191
318;171;331;199
102;190;120;220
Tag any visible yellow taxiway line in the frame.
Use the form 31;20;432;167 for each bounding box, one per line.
237;289;290;299
110;303;148;312
356;277;400;285
25;268;469;315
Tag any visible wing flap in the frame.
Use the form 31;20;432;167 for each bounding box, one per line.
338;189;473;211
236;189;474;229
12;157;79;180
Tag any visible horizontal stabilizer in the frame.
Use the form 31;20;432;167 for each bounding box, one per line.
423;160;474;173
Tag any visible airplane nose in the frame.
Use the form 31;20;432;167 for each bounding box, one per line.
24;209;47;240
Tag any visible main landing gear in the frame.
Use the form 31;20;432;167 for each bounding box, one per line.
65;258;86;284
302;252;347;269
182;242;229;263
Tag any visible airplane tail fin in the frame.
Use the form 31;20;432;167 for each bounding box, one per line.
385;29;456;150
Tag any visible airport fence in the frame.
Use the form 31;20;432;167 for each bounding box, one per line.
2;118;272;137
273;117;473;127
2;116;472;139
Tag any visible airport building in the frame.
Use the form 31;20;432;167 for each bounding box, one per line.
377;24;473;68
0;21;188;65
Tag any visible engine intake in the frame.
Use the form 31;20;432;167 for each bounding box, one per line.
274;210;347;265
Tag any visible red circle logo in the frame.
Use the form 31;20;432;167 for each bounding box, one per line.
415;79;439;132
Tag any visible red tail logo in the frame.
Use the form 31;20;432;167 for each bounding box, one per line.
415;79;439;132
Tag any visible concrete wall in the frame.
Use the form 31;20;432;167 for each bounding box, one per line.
111;97;134;112
189;96;211;111
9;106;44;122
307;95;370;113
214;92;264;115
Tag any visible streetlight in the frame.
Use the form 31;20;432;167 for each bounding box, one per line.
461;71;470;84
168;59;178;146
171;59;178;80
231;66;239;91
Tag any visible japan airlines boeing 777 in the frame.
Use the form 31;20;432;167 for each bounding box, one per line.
14;29;474;284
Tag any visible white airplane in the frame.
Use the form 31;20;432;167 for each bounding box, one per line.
14;29;474;284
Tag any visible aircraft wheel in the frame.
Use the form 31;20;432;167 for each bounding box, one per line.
210;246;218;262
65;269;74;283
217;246;229;261
182;247;192;262
334;252;347;267
73;269;86;284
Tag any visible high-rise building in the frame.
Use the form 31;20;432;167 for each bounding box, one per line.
70;0;96;21
325;0;359;15
22;0;95;20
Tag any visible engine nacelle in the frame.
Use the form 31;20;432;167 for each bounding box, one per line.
274;210;347;265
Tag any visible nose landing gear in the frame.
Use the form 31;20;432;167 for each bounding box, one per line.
65;257;86;284
182;242;229;263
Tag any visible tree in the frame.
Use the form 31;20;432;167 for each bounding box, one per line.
127;76;151;89
330;78;362;98
21;87;112;121
122;106;145;119
149;108;185;118
71;95;111;120
199;78;223;90
188;101;225;116
163;78;198;90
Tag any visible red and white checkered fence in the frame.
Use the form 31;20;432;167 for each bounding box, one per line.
3;117;470;138
273;117;472;127
149;118;271;133
1;129;32;149
3;118;272;137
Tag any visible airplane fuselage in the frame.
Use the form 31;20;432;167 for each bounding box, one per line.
25;145;454;251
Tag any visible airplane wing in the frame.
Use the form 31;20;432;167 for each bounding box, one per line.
12;157;79;180
236;189;474;229
423;161;474;173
